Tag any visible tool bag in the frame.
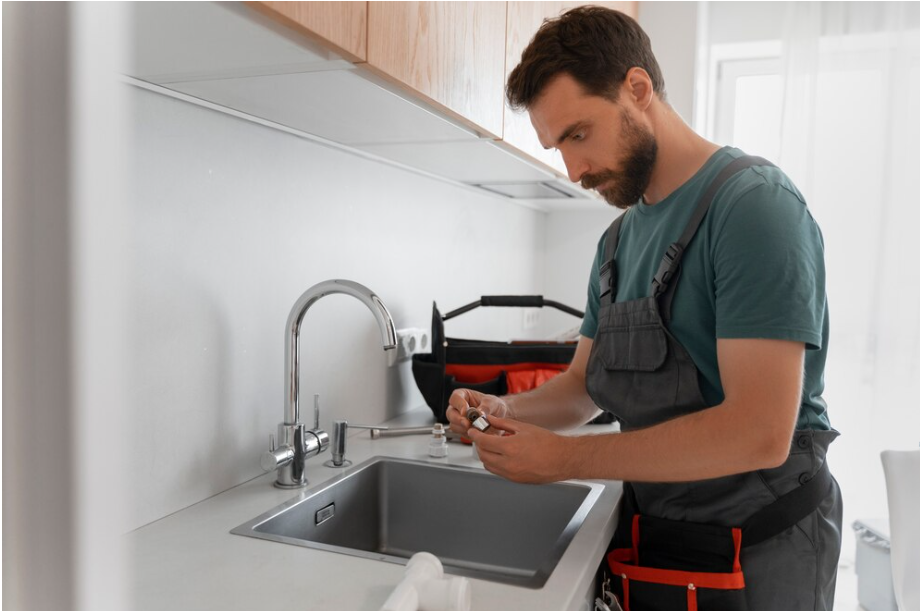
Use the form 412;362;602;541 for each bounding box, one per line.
412;295;613;424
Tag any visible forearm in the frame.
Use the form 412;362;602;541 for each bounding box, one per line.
471;339;804;485
563;398;795;482
503;369;600;431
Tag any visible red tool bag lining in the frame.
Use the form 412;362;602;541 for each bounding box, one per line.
444;362;568;390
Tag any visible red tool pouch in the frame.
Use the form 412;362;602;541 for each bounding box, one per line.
607;514;748;611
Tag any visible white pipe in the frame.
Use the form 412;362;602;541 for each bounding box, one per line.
380;552;471;611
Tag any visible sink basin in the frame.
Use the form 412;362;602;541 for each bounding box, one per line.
232;456;604;588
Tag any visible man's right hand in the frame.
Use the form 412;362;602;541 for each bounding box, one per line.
446;388;513;436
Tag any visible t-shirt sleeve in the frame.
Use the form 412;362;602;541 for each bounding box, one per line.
579;234;607;339
713;183;826;350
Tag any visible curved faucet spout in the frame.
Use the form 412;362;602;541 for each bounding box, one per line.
283;279;397;425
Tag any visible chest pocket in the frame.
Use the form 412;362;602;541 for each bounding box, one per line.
595;300;668;371
586;296;706;431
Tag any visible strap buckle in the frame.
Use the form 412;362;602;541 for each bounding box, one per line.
600;259;617;302
651;243;684;297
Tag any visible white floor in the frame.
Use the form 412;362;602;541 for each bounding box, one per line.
835;559;867;611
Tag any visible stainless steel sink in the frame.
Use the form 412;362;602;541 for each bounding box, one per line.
232;456;604;588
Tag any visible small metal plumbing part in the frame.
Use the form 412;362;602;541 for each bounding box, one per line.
465;407;491;432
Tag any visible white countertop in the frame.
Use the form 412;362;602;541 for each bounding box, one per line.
129;409;622;611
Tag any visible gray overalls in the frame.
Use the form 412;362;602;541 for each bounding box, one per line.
587;157;842;610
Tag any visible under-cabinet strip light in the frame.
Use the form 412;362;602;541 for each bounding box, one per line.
121;75;547;212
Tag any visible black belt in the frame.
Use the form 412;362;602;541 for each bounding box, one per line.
616;459;833;549
741;460;832;547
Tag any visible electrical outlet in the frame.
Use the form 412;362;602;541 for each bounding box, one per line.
395;328;430;362
522;309;540;331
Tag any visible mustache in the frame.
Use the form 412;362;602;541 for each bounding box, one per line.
580;170;620;191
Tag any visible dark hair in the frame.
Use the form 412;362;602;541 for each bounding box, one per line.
506;6;667;110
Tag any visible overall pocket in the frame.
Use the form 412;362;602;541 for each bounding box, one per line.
598;323;668;372
608;515;748;611
586;297;706;430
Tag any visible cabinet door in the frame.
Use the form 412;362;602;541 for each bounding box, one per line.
504;2;638;176
249;1;367;62
367;2;507;139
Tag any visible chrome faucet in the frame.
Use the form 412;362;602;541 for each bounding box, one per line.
261;279;398;488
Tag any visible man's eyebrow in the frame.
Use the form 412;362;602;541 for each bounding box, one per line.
543;121;588;150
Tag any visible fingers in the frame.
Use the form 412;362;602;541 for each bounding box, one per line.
468;419;563;483
471;434;523;482
445;405;469;435
449;389;511;436
467;424;508;452
447;388;478;435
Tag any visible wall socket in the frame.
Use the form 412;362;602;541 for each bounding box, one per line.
395;327;431;362
522;309;541;331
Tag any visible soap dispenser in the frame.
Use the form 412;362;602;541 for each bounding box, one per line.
428;424;449;458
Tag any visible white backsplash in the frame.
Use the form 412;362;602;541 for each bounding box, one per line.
128;86;595;530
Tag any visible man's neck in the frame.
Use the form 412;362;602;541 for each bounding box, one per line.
643;106;721;206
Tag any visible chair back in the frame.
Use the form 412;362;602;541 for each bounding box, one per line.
881;449;920;611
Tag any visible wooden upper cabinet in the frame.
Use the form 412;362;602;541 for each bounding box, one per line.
248;1;368;62
504;2;638;176
366;2;507;139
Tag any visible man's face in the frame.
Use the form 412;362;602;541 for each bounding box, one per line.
529;73;657;209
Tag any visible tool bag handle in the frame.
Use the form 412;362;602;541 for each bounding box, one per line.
442;296;584;321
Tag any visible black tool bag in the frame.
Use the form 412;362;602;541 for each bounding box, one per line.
412;295;615;425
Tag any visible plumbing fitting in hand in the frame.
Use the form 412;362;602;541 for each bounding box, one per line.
465;407;491;433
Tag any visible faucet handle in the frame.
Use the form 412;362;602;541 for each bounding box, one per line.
261;433;295;472
313;394;321;429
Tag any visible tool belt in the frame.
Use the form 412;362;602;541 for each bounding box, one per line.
603;461;832;611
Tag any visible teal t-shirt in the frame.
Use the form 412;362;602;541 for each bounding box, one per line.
580;147;831;430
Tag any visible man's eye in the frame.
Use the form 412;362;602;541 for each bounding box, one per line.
572;132;585;142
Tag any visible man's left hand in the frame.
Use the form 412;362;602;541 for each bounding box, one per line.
467;415;574;484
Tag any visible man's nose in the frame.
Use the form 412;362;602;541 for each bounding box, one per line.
562;152;590;184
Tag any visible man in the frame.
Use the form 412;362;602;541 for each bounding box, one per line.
446;7;841;610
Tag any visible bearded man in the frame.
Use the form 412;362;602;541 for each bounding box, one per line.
446;7;842;610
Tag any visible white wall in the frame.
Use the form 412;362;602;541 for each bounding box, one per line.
706;2;786;45
541;210;622;336
128;87;550;530
638;1;700;124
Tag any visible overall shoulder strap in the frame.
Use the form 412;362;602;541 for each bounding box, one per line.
599;212;627;304
653;155;775;318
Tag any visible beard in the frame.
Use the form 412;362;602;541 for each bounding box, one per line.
580;110;658;210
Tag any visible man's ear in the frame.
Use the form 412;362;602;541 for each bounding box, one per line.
624;67;654;111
